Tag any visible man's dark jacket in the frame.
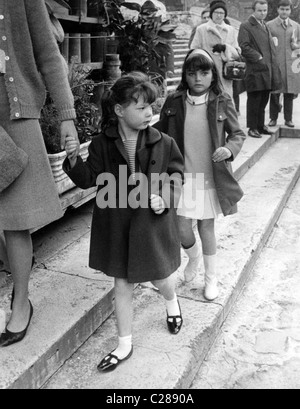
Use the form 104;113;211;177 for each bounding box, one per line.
238;16;282;93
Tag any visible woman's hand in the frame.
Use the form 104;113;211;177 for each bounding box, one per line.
65;136;80;168
212;44;226;53
150;194;166;215
60;120;79;153
212;147;232;163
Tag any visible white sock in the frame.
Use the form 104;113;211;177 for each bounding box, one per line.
113;335;132;360
166;294;180;317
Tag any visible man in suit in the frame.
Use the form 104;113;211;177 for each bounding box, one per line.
238;0;282;138
268;0;300;128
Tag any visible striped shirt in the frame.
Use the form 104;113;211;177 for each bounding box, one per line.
122;138;138;180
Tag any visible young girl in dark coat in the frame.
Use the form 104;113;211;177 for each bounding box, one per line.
155;49;246;302
64;73;184;372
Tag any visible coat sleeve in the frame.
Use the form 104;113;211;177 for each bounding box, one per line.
24;0;76;121
190;26;204;50
238;24;262;63
63;138;104;189
224;98;246;161
160;137;184;211
153;95;172;134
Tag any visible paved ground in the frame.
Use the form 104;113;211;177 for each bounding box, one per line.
192;178;300;390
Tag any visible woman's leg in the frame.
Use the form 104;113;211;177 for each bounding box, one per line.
198;219;219;301
178;216;201;283
4;230;32;332
113;278;134;359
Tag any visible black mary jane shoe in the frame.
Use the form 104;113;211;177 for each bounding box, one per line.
97;347;134;373
0;301;33;348
167;300;183;335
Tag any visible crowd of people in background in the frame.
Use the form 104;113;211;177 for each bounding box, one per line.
189;0;300;138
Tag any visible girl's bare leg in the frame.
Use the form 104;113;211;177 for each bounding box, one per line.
178;217;201;283
113;278;134;359
197;219;219;301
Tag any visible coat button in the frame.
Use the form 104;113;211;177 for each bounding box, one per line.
151;160;156;165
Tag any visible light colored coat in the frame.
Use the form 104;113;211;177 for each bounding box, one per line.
267;17;300;94
191;19;240;96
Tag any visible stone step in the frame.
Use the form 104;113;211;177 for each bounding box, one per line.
43;137;300;389
0;130;281;389
175;60;184;67
166;76;181;86
174;54;187;61
174;48;189;55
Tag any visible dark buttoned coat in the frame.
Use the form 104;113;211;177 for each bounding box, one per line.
63;126;184;283
154;90;246;216
238;16;282;93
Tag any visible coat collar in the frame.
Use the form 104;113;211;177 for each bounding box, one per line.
104;126;162;146
172;89;222;104
276;16;291;27
249;15;263;27
207;19;229;32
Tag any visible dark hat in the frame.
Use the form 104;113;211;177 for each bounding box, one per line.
210;1;228;18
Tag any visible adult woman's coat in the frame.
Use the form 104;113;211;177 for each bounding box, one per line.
64;126;184;283
267;17;300;95
191;19;240;96
154;90;246;216
238;16;282;93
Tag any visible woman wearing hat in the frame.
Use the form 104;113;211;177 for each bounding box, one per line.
191;0;241;96
0;0;78;347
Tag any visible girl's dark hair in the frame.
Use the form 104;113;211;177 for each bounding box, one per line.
278;0;292;8
177;49;224;96
101;72;158;130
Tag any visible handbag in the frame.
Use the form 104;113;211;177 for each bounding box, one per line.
0;126;29;193
223;52;246;81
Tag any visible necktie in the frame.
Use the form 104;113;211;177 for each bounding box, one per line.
283;20;288;29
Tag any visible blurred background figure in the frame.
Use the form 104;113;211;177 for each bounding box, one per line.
191;1;241;97
267;0;300;128
189;6;211;48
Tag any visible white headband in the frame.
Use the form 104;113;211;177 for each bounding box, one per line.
187;49;214;64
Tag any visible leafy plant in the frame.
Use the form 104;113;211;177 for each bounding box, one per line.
83;1;177;74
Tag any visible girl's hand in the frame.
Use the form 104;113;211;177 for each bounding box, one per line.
212;147;232;163
65;136;80;168
150;194;166;215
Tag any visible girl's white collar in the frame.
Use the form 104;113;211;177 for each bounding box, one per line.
187;91;209;106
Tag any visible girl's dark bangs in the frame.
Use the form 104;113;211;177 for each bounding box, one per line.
131;83;158;105
186;54;214;72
